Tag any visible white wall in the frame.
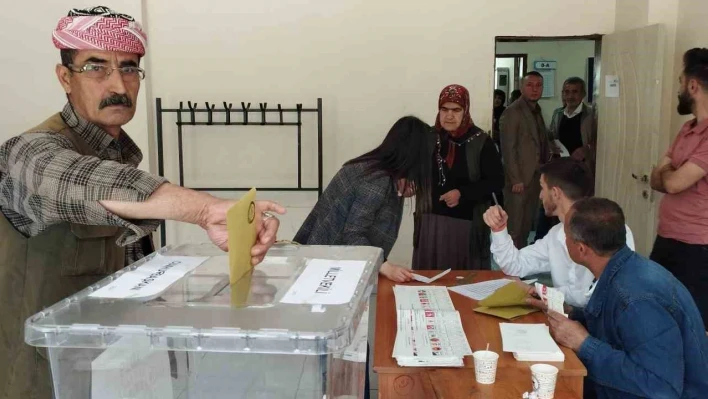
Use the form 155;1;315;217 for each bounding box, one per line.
496;40;597;124
144;0;616;265
0;1;150;170
672;0;708;135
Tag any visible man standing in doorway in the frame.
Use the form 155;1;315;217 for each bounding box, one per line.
549;77;598;177
650;47;708;329
0;7;285;397
500;71;553;248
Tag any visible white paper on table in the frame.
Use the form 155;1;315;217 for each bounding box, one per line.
89;254;208;299
280;259;365;305
393;309;470;366
393;286;456;310
553;139;570;157
412;268;451;284
447;279;513;301
499;323;562;354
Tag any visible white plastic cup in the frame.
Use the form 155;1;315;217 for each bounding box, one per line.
473;350;499;384
530;364;559;399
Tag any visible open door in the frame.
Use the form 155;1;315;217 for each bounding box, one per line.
596;24;666;256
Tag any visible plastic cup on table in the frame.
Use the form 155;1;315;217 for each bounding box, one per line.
530;363;559;399
472;350;499;384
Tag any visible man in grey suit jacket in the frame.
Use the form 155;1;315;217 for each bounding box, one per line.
500;71;553;248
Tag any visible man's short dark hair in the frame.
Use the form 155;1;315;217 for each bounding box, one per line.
523;71;544;82
568;198;626;256
60;49;76;67
540;158;593;201
563;77;587;94
683;48;708;90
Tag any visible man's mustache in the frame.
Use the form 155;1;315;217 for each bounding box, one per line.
99;94;133;109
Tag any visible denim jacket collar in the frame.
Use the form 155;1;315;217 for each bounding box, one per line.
585;246;633;317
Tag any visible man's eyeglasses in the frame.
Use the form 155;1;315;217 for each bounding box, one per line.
67;63;146;81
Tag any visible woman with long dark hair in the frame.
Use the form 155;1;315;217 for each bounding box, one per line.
413;84;504;270
294;115;434;282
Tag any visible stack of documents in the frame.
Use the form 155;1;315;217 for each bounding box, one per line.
500;323;565;362
392;286;472;367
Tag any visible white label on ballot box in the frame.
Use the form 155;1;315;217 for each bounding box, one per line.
89;254;208;299
92;335;172;399
280;259;365;305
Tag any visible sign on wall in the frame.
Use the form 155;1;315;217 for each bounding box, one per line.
534;60;557;98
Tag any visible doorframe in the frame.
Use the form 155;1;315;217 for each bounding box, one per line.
494;34;604;104
494;54;528;98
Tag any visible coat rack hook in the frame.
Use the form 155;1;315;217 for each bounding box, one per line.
278;104;283;125
224;102;233;125
241;102;251;125
206;102;216;125
187;101;198;125
259;102;268;125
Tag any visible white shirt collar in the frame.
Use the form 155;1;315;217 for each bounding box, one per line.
564;103;583;119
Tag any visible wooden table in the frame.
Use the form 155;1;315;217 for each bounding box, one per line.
373;270;587;398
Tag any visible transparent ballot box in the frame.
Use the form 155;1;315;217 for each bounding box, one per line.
25;243;380;399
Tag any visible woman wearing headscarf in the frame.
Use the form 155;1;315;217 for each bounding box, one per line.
413;84;504;270
295;115;434;282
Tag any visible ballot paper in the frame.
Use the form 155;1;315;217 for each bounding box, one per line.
553;139;570;157
89;254;208;299
280;259;365;305
411;268;451;284
392;286;472;367
535;282;566;315
448;278;513;301
393;285;456;311
499;323;565;362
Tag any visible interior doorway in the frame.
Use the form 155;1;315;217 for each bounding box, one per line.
491;34;603;247
495;53;527;100
493;35;602;123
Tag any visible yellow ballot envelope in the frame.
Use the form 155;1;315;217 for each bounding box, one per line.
226;188;258;285
230;269;253;307
473;281;540;320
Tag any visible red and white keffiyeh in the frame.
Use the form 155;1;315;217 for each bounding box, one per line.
52;6;147;56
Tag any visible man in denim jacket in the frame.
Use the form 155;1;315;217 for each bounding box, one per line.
547;198;708;399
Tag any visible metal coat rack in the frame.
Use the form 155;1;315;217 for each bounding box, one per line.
155;97;323;244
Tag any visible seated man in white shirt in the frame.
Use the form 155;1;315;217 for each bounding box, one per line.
482;158;635;308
